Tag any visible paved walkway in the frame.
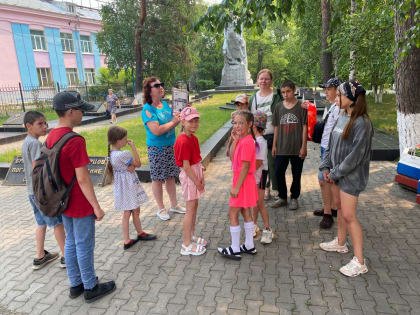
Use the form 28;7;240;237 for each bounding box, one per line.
0;142;419;315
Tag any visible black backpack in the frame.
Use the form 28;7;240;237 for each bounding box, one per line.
312;112;330;144
32;132;81;217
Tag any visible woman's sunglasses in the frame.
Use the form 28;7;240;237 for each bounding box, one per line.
151;82;164;89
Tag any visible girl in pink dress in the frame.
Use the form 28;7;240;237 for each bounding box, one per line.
218;110;259;260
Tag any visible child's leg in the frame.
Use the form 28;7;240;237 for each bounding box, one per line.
252;205;259;225
53;223;66;257
290;156;304;199
228;207;242;252
36;225;47;258
275;156;289;200
190;200;199;237
183;200;198;246
241;207;255;249
131;208;143;234
257;189;270;229
122;210;132;244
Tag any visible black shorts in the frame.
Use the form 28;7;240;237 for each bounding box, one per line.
258;170;268;190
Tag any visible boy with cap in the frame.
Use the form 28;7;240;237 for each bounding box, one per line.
313;77;343;229
46;91;116;302
253;111;273;244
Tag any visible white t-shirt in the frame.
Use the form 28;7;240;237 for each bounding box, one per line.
321;103;341;149
251;91;274;135
254;136;268;185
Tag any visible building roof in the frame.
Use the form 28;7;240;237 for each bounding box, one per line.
0;0;101;21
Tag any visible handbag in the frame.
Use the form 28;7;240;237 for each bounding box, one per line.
312;112;330;144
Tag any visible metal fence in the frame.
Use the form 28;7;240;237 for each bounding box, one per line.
0;82;134;116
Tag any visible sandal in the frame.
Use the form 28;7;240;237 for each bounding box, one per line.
192;236;207;247
217;246;241;260
123;239;138;250
180;243;206;256
240;244;257;255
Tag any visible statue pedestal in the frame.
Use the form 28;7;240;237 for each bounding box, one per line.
219;63;253;88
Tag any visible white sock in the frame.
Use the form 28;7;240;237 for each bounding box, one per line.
244;221;255;249
230;225;241;253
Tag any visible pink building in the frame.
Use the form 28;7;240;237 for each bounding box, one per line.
0;0;106;87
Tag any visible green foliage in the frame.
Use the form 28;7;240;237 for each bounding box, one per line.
97;0;196;88
196;79;216;91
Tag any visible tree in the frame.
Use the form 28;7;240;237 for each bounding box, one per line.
320;0;333;83
394;0;420;152
135;0;147;94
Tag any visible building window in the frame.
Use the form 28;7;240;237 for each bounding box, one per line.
66;68;79;86
61;33;74;52
85;68;96;85
67;3;77;14
80;35;93;53
37;68;53;87
30;30;47;51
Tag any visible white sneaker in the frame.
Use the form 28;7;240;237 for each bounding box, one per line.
157;208;170;221
289;199;299;210
253;225;260;238
319;237;349;253
260;228;273;244
272;190;280;200
169;205;186;214
340;256;368;277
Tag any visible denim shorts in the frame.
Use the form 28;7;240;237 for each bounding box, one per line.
318;146;327;181
29;195;63;227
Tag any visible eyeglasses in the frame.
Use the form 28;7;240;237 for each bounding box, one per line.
151;82;164;89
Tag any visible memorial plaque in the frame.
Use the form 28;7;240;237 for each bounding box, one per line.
121;97;134;106
88;101;105;112
3;156;26;185
2;112;26;127
3;156;109;187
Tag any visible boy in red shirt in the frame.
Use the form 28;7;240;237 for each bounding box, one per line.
47;91;115;302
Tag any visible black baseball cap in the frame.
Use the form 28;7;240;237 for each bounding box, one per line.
319;77;343;89
53;91;95;112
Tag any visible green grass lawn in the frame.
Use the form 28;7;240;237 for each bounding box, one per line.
366;93;397;136
0;108;58;126
0;93;237;164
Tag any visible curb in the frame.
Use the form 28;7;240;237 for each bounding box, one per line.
0;120;233;184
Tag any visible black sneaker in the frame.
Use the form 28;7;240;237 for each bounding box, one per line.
69;276;99;299
60;256;66;268
313;208;337;217
137;232;157;241
33;250;59;270
84;281;116;303
320;214;334;229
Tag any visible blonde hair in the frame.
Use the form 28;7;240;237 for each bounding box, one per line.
257;69;273;81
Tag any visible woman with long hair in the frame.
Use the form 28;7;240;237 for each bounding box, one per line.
319;81;373;277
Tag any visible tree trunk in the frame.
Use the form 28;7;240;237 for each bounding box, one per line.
257;48;264;73
320;0;333;83
349;0;357;80
135;0;147;99
378;85;383;104
395;0;420;153
372;85;378;103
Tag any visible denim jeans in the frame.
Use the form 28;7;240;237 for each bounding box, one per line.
62;214;97;289
275;155;305;200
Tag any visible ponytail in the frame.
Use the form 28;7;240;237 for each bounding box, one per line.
106;143;114;182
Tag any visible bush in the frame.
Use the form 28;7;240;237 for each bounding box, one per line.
196;79;216;91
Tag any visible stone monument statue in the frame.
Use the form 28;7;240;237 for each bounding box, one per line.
219;24;254;88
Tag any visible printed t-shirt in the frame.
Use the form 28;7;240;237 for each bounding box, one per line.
142;101;175;147
22;135;41;195
250;91;274;135
233;134;256;174
45;127;93;218
174;133;202;167
254;136;268;184
272;101;308;156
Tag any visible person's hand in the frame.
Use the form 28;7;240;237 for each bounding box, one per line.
127;164;136;173
272;146;277;157
172;112;181;125
196;181;205;192
323;171;334;183
299;146;307;159
231;130;239;142
127;139;135;147
301;101;310;109
230;187;239;198
94;206;105;221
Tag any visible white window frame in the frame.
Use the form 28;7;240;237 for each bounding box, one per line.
85;68;96;85
37;68;53;87
30;30;47;51
66;68;79;86
61;33;74;52
80;35;93;54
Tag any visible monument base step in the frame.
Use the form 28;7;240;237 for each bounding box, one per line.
215;85;256;91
